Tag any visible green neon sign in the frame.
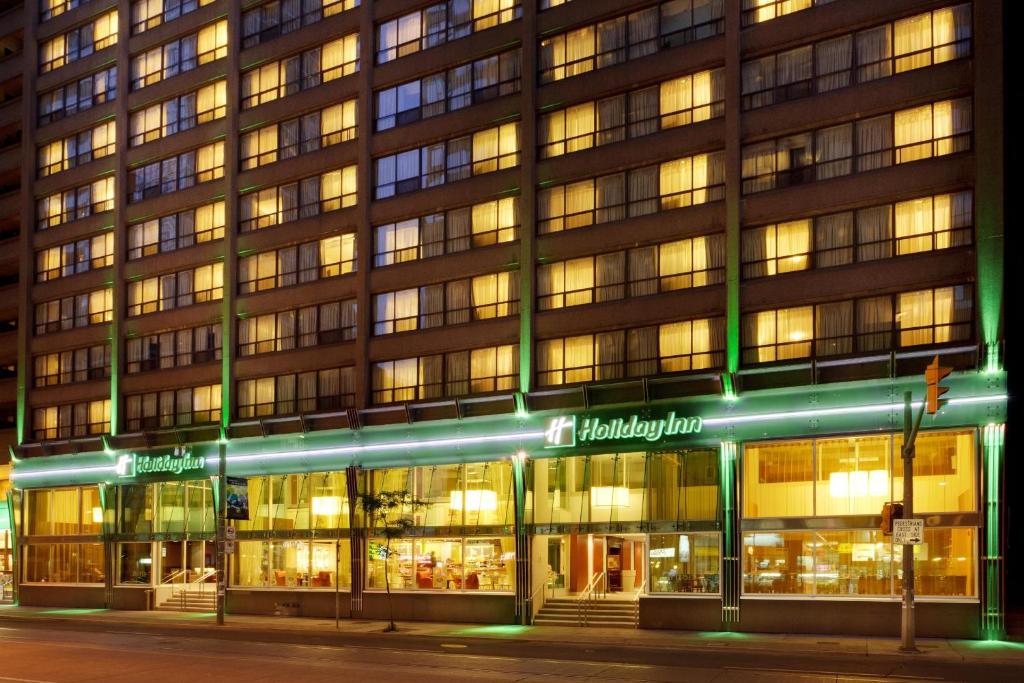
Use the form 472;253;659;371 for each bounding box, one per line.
116;446;207;479
543;412;702;449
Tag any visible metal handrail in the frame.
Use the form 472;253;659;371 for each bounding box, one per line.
528;577;549;623
576;571;605;627
632;578;647;629
160;569;188;585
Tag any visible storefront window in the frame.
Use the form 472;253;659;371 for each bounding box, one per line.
531;451;720;525
743;528;975;598
24;543;105;583
368;463;515;528
238;472;351;532
366;536;515;591
26;486;101;535
744;430;976;518
152;480;215;533
648;533;720;593
119;484;154;534
893;430;975;513
815;436;890;516
894;527;975;597
118;542;153;584
233;539;352;589
648;450;719;522
742;441;814;518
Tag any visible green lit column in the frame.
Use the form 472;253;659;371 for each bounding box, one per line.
719;442;739;628
517;1;538;395
973;0;1004;373
981;424;1005;640
512;452;529;624
722;0;742;398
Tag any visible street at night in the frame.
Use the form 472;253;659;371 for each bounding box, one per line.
2;612;1024;683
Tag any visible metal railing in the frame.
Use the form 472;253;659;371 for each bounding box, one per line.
576;571;606;627
632;578;647;629
528;579;548;624
167;568;217;610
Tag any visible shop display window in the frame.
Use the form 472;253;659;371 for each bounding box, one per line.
24;542;105;584
237;471;350;531
366;536;514;592
26;486;102;536
367;463;514;528
744;430;976;518
233;539;351;589
531;450;719;525
742;528;975;597
648;533;720;593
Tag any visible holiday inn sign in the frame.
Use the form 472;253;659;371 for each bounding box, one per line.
115;446;207;479
543;412;703;449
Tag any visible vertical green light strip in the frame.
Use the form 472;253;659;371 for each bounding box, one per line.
719;441;739;627
982;423;1005;640
109;331;119;436
511;453;529;624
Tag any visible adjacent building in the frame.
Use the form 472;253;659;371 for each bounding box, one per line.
6;0;1006;638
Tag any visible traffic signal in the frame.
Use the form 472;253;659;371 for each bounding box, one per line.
924;355;952;414
881;501;904;535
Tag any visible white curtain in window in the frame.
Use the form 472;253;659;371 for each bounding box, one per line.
816;35;852;92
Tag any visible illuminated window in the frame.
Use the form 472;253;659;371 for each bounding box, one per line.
125;384;222;430
371;346;518;403
125;324;222;373
376;0;521;64
238;368;356;417
241;34;359;108
130;21;227;90
241;100;357;169
128;201;225;259
37;121;116;177
239;235;356;293
130;81;226;146
39;10;118;73
127;263;224;317
38;66;117;126
243;0;360;48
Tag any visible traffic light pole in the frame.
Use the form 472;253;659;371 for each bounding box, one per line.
901;390;926;652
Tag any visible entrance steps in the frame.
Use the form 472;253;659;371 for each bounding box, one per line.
157;590;217;612
534;597;637;628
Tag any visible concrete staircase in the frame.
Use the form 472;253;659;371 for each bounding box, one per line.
157;589;216;613
533;597;637;628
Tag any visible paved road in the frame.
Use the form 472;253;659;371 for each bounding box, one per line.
0;622;1015;683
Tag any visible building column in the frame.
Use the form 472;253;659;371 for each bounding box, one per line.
517;1;538;396
722;0;742;398
719;441;739;628
346;465;363;617
981;423;1005;639
972;0;1004;372
512;453;529;624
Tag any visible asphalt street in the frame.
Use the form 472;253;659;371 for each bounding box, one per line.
0;621;1021;683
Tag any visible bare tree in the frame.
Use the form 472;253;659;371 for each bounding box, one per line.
358;489;427;632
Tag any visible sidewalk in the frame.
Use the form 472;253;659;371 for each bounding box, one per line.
2;603;1024;668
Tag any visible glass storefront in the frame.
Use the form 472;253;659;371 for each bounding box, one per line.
366;536;515;591
649;533;720;594
233;539;352;589
529;450;720;525
10;427;983;614
741;430;978;599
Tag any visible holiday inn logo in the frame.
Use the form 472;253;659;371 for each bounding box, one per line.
543;412;702;449
544;416;576;447
116;446;207;479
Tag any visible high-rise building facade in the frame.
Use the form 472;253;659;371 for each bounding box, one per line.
0;0;25;597
6;0;1005;637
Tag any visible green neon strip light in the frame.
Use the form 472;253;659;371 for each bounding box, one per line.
701;394;1006;427
982;423;1005;639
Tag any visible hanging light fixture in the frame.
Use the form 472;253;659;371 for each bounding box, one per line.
311;496;346;516
590;486;629;508
449;490;497;512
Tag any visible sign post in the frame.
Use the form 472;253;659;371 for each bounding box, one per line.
900;390;925;652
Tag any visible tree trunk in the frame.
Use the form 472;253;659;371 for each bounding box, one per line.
384;536;396;632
